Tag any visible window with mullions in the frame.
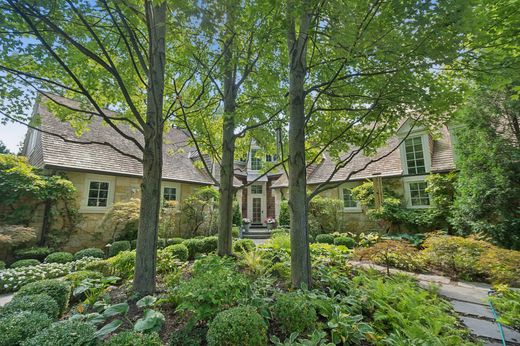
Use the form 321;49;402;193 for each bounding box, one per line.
342;188;358;208
409;181;430;206
163;187;177;201
251;149;262;170
251;185;263;194
404;136;426;174
87;181;110;207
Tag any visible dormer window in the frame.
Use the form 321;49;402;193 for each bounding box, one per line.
251;149;262;171
404;136;426;174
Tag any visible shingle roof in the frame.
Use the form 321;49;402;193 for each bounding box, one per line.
29;95;214;185
271;125;456;188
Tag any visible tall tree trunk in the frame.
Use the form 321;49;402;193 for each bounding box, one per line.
287;2;312;288
217;7;237;256
134;1;167;296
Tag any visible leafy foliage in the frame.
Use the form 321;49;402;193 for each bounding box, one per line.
333;236;355;248
105;331;162;346
233;239;256;253
108;241;131;257
0;154;77;228
207;305;267;346
490;285;520;330
315;234;335;245
0;225;37;259
278;200;290;227
179;187;220;238
100;199;140;243
232;200;242;227
477;247;520;286
164;243;189;262
44;251;73;264
0;293;59;319
308;196;343;237
10;258;40;268
173;255;250;321
450;86;520;249
0;310;51;346
354;240;425;274
106;250;135;279
17;279;71;315
74;248;105;260
22;320;97;346
14;247;53;261
272;292;317;337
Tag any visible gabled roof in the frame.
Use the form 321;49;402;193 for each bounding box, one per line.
271;125;456;188
24;95;214;185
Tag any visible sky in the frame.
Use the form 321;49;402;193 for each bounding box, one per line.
0;121;27;153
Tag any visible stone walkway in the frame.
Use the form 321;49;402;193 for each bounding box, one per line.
0;293;13;307
351;261;520;345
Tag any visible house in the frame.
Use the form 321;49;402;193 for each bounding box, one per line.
22;95;458;249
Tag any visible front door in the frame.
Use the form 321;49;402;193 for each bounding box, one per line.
252;197;262;223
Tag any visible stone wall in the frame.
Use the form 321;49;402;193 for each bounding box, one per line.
33;170;207;252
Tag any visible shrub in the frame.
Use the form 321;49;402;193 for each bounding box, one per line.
0;260;93;294
130;239;137;250
264;233;291;250
200;236;218;253
74;248;105;260
174;255;250;321
207;306;267;346
354;240;425;274
0;311;51;346
0;260;5;269
308;196;343;237
44;251;73;264
478;247;520;286
1;293;59;319
166;237;185;246
271;228;289;238
83;260;112;276
272;292;317;337
278;200;290;227
315;234;335;244
270;262;290;281
17;279;71;315
179;187;219;237
231;226;240;238
233;239;256;253
183;238;203;259
106;250;135;279
14;247;52;261
108;241;131;257
164;243;189;261
65;270;104;289
334;236;356;248
105;331;162;346
232;200;242;227
99;199;140;242
22;320;97;346
168;325;207;346
0;225;37;259
422;234;489;280
10;259;40;268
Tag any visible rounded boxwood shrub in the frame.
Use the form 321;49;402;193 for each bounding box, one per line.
83;260;111;276
17;279;71;315
334;236;356;248
74;248;105;260
14;247;53;261
164;243;189;261
207;306;267;346
0;310;51;346
105;331;162;346
200;236;218;253
166;237;185;246
44;251;73;264
10;259;40;268
22;320;97;346
108;240;131;257
272;292;317;337
233;239;256;253
183;238;203;259
232;226;240;238
315;234;335;244
1;293;59;319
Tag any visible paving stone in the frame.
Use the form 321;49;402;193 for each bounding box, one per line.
458;281;492;291
451;300;494;319
461;317;520;344
436;283;489;305
0;293;13;307
416;273;451;284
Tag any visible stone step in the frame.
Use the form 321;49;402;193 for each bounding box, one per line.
242;232;271;239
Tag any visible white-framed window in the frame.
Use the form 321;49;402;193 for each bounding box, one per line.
163;187;177;201
251;185;263;194
81;174;115;213
161;182;181;205
251;149;262;171
340;184;362;212
27;129;38;153
404;136;426;174
403;177;431;208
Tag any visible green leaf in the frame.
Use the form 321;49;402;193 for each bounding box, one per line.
136;295;157;309
103;302;129;317
133;309;165;333
94;319;123;338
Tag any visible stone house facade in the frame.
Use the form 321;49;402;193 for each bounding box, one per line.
22;95;459;249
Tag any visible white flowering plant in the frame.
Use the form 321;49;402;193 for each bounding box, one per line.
0;257;97;293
